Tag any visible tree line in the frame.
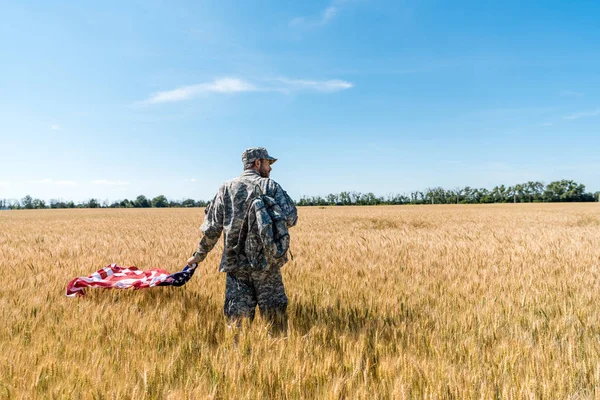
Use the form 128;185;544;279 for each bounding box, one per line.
298;180;599;206
0;195;208;210
1;180;599;210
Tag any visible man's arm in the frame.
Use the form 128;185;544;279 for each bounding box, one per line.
187;191;224;266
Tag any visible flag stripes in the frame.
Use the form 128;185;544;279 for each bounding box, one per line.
66;263;197;297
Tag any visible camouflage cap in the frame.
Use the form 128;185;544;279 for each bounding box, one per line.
242;147;277;165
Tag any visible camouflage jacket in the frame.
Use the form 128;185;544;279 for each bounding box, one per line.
194;170;298;272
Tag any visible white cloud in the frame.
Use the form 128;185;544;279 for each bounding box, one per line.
560;90;583;97
142;78;257;105
0;180;9;188
51;124;61;131
92;180;129;186
276;78;354;92
289;0;352;27
563;108;600;120
141;76;354;105
321;6;338;24
289;17;305;26
28;179;76;186
184;178;197;183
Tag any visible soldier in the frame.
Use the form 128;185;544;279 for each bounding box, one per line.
187;147;298;334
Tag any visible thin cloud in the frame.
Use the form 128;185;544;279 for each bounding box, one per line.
141;76;354;105
92;180;129;186
141;78;257;105
0;180;9;188
51;124;61;131
28;178;53;184
289;17;305;26
184;178;197;183
28;179;76;186
321;6;338;24
290;0;352;27
560;90;583;97
563;108;600;120
276;78;354;92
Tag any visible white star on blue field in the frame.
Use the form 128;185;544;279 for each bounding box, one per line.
1;0;599;202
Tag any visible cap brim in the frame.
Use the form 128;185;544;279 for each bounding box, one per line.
266;156;277;164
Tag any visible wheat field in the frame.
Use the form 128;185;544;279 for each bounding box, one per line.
1;204;600;399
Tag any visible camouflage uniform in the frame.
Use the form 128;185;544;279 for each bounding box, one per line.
191;148;297;327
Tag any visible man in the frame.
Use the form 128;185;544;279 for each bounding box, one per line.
187;147;298;333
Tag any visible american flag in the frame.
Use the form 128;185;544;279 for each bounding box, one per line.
66;263;197;297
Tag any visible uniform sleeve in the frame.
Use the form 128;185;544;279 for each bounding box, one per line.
193;189;224;262
272;182;298;228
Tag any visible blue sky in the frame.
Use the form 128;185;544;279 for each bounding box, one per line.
1;0;599;202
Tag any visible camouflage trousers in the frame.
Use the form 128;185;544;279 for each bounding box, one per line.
224;267;288;332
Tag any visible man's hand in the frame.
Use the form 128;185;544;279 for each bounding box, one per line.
187;257;199;268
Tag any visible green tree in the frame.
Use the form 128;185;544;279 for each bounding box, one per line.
507;186;516;203
152;195;169;208
182;198;196;207
22;195;33;209
363;192;380;205
523;182;533;202
499;185;509;202
462;186;473;203
544;180;585;202
119;199;133;208
424;188;434;204
326;193;338;205
32;198;46;209
50;199;67;208
86;198;100;208
450;187;464;204
339;191;351;205
134;195;151;208
532;182;542;201
478;188;491;203
512;184;523;203
350;192;361;204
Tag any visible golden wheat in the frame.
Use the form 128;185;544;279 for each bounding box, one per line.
1;204;600;399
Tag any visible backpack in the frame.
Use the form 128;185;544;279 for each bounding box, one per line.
232;186;291;270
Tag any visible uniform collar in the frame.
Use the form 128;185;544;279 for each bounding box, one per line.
241;169;261;178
